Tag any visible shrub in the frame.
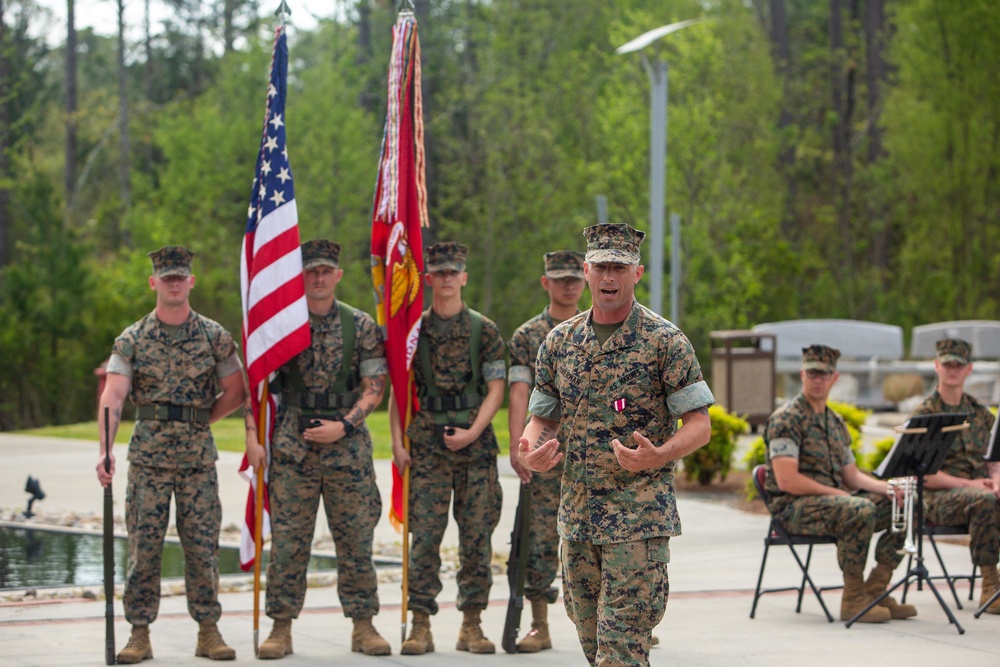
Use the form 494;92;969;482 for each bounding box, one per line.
863;436;895;473
681;405;750;486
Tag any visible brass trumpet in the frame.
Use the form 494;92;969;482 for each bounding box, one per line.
887;477;917;555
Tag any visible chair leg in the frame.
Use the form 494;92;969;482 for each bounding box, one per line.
795;545;814;613
968;553;977;602
929;532;962;609
785;543;835;623
750;541;771;619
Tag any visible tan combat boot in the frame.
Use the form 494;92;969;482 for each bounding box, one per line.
841;573;891;623
258;619;293;659
516;598;552;653
456;609;496;654
195;621;236;660
116;625;153;664
980;564;1000;614
400;611;434;655
352;617;391;656
865;562;917;619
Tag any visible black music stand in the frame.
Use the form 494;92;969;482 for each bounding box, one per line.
845;412;969;634
973;413;1000;618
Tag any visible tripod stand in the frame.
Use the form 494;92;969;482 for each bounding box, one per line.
845;413;968;634
974;411;1000;618
976;583;1000;618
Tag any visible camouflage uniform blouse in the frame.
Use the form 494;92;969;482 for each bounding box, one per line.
912;390;995;480
508;307;561;387
529;301;715;544
111;310;237;469
271;302;387;466
407;305;507;458
763;393;855;515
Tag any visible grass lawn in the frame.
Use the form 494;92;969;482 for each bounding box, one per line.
19;408;513;459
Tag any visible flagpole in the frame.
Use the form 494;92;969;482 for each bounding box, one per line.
401;371;413;642
252;382;269;656
251;3;292;657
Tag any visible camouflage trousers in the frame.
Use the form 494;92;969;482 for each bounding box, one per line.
408;449;502;615
524;465;562;604
777;491;903;577
124;464;222;626
561;537;670;667
925;487;1000;566
266;446;382;620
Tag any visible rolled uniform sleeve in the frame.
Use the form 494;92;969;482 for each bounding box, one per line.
661;332;714;418
480;319;507;382
768;436;799;459
528;336;561;421
509;365;532;385
507;324;534;386
106;352;133;378
216;351;243;379
356;310;388;378
667;381;714;416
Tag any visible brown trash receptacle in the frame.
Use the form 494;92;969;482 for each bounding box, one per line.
710;331;775;430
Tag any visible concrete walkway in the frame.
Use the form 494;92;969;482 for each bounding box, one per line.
1;434;999;666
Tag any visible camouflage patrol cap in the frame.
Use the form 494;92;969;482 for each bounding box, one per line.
801;344;840;372
425;241;468;273
147;246;194;278
583;223;645;265
301;239;342;270
544;250;585;279
936;338;971;365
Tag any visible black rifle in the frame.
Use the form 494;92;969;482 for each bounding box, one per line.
502;483;532;654
103;406;116;665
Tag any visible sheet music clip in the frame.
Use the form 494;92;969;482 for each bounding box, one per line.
847;412;970;634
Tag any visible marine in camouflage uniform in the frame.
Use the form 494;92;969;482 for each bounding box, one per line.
390;242;506;655
520;224;714;667
249;240;392;658
507;250;586;652
97;246;246;663
910;338;1000;614
764;344;912;624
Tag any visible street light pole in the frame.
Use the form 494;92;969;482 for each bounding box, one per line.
617;18;705;324
642;53;667;319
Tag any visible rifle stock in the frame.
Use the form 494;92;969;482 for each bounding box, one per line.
502;483;532;654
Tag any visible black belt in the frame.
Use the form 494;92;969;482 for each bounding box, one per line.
136;404;211;423
421;394;482;412
282;391;358;410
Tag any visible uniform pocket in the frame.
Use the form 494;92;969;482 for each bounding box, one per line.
646;536;671;564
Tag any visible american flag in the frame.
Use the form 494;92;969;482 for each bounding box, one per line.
238;24;310;572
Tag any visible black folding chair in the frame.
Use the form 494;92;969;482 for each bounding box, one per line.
749;464;842;622
902;522;976;609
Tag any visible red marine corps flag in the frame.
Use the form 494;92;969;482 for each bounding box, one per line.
370;9;427;531
369;7;427;639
